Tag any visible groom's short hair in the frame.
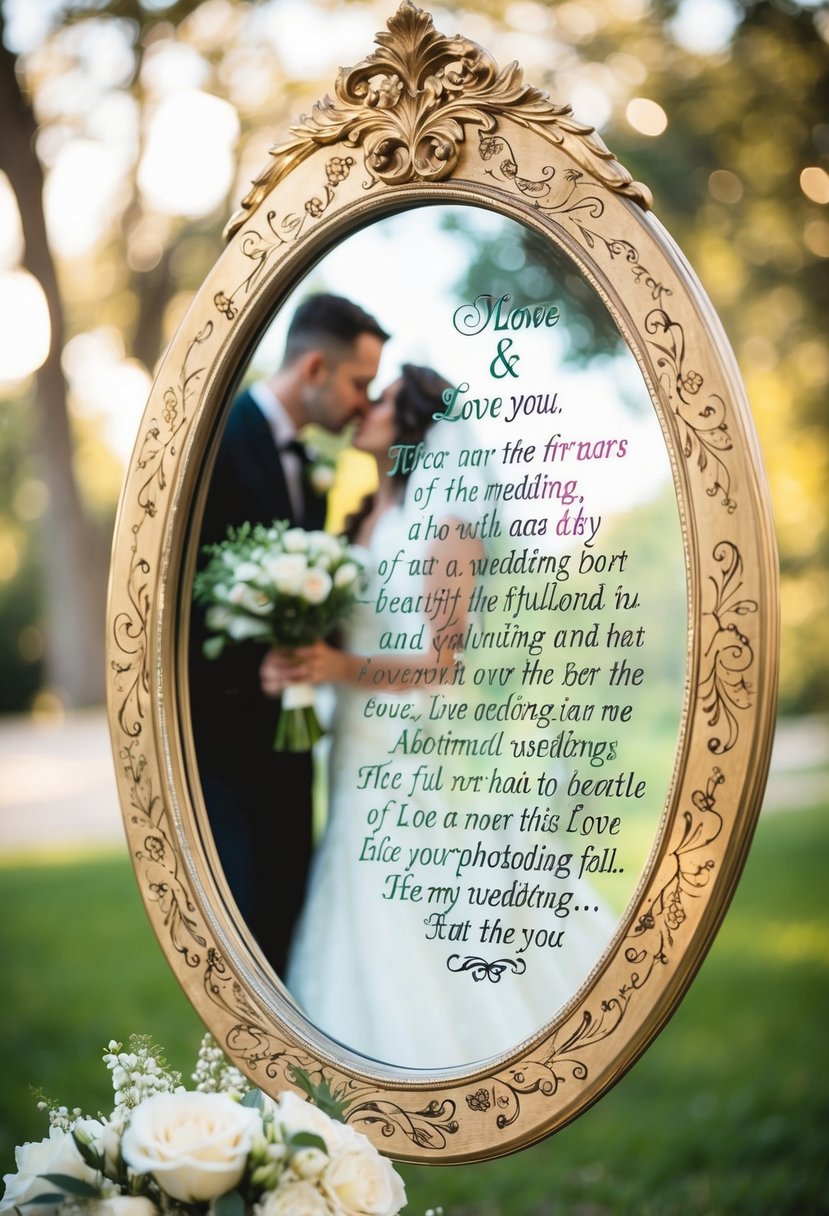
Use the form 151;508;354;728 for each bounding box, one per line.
282;294;389;366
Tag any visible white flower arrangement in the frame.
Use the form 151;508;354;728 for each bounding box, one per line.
193;521;366;750
1;1036;407;1216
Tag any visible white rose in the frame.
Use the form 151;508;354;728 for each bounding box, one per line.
93;1198;159;1216
232;561;262;582
264;553;308;596
282;529;310;553
267;1092;345;1155
228;584;272;615
301;568;333;605
120;1092;261;1203
1;1124;102;1213
254;1179;331;1216
333;562;360;589
322;1144;406;1216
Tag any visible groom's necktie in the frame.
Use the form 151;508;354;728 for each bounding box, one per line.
281;439;310;525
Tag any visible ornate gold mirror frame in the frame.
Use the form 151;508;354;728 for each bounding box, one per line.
107;2;778;1163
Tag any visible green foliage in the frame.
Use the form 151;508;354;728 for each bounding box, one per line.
288;1067;353;1123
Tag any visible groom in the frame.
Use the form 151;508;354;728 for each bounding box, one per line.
190;293;389;975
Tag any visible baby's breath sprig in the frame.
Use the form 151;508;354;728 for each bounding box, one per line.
192;1032;250;1097
103;1036;183;1123
32;1089;84;1131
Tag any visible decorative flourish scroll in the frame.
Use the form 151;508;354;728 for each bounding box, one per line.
226;1;650;237
447;954;527;982
348;1098;460;1151
215;157;355;319
476;132;673;307
645;309;736;511
700;542;758;754
110;324;216;973
478;132;604;219
111;323;214;741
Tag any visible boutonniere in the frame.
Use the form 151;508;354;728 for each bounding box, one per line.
306;447;336;495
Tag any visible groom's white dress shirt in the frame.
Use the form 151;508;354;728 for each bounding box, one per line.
248;380;304;522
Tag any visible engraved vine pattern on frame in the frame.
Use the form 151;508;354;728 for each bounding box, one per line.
215;156;355;318
645;308;736;512
477;132;674;309
700;542;758;754
112;322;215;971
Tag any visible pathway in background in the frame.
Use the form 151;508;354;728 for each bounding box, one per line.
0;707;827;856
0;708;125;855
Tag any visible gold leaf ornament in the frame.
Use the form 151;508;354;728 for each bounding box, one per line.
226;1;649;238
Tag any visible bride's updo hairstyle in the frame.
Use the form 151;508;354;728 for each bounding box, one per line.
388;363;453;489
345;363;452;539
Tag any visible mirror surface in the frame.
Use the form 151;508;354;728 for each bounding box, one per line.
186;204;687;1071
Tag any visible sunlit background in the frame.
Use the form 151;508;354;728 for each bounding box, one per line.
0;0;827;1210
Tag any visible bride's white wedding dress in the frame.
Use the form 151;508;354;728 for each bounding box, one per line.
285;503;616;1070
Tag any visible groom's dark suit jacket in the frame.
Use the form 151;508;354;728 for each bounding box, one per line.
189;389;326;975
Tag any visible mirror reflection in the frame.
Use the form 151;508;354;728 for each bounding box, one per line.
187;205;687;1070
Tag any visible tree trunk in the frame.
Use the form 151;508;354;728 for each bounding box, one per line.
0;18;108;707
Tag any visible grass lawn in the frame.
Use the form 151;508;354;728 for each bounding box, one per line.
2;803;827;1215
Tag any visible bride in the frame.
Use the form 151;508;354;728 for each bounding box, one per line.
260;365;615;1070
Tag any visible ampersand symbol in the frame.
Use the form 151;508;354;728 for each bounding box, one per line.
490;338;520;378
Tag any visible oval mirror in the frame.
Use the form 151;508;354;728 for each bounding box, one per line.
108;1;778;1162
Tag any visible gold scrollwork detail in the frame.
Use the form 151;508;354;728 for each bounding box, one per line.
226;1;649;238
348;1098;460;1151
110;324;217;970
700;542;758;754
645;308;736;511
474;133;673;305
216;157;355;316
477;131;605;219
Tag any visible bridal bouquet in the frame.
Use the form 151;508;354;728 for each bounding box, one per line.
194;521;365;751
1;1034;407;1216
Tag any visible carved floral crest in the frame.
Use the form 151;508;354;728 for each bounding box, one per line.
226;0;651;237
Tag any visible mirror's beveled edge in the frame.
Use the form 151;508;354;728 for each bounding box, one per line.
106;13;779;1166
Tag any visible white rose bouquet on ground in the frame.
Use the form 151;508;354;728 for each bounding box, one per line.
1;1035;407;1216
193;521;365;751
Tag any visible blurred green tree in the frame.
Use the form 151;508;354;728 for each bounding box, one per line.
0;0;319;709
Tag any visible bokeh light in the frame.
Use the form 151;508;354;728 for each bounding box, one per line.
0;270;51;383
625;97;668;136
137;89;240;218
800;166;829;205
